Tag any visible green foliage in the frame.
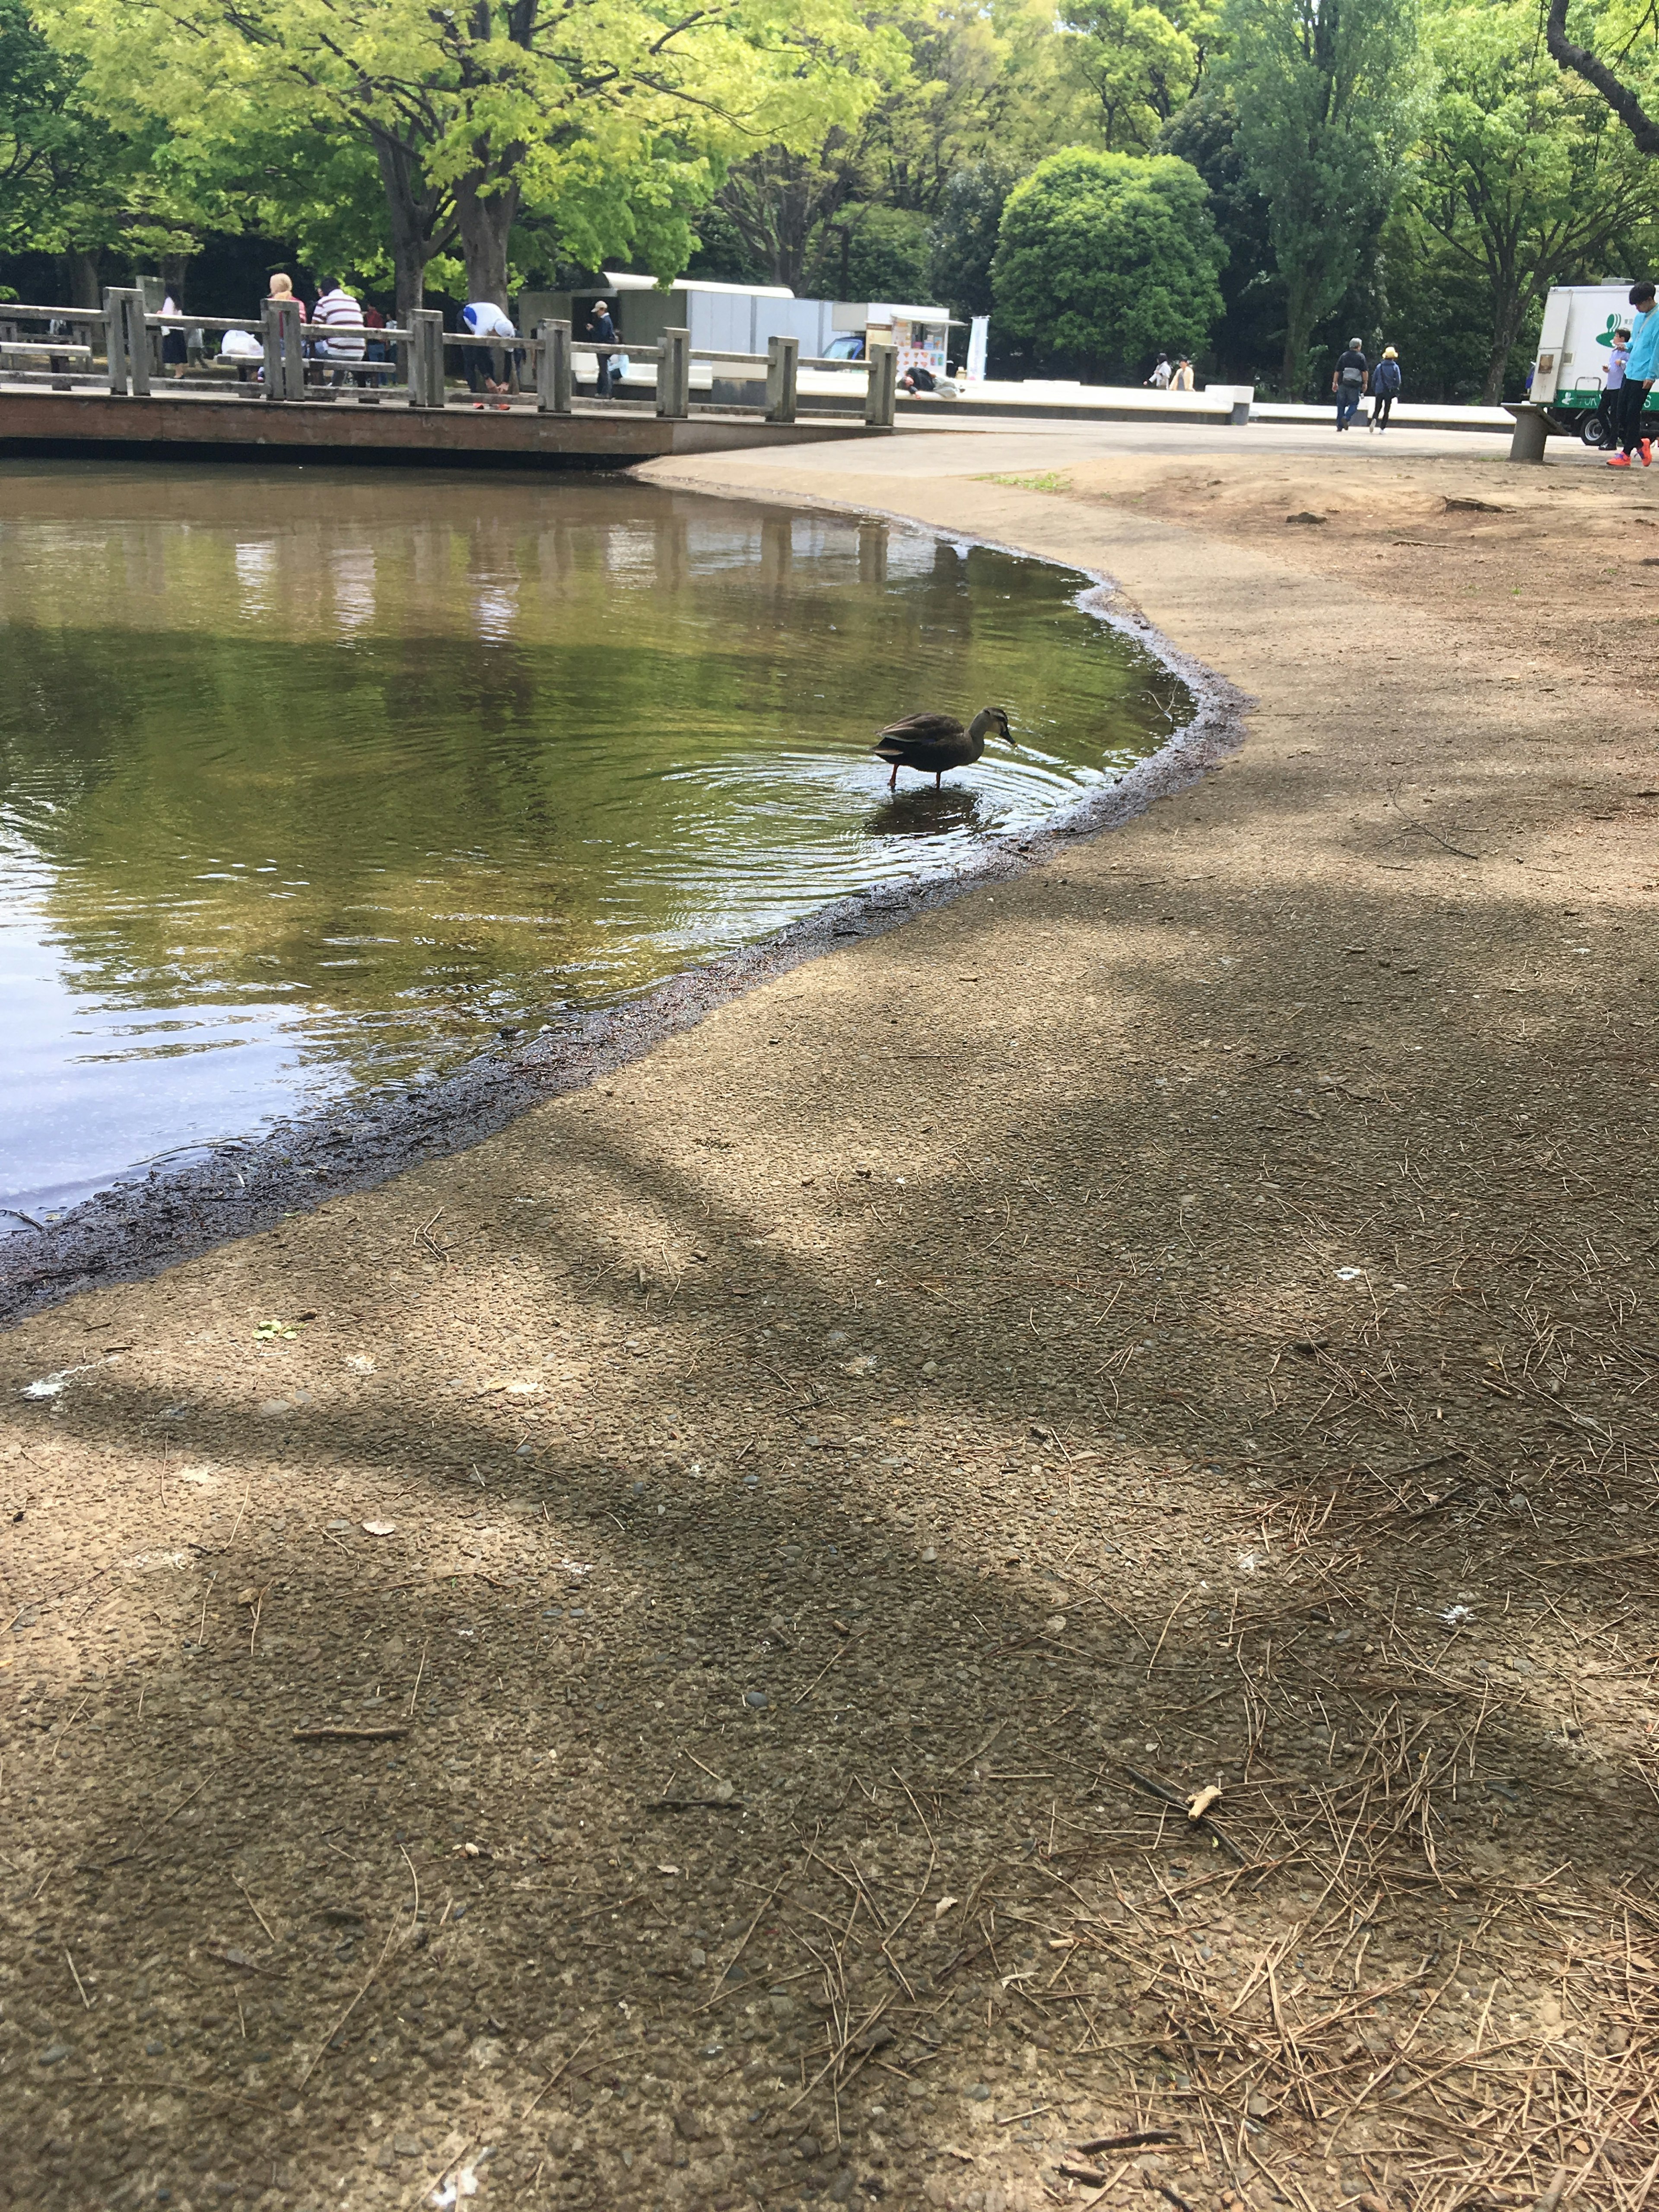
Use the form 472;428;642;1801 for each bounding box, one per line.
1217;0;1424;397
929;157;1020;318
683;198;774;285
1068;0;1215;153
712;0;1088;290
1411;0;1659;400
991;145;1224;371
804;202;932;300
1157;86;1279;379
0;0;99;253
0;0;212;278
44;0;907;316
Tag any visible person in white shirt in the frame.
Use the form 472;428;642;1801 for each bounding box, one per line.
160;292;189;378
219;324;264;382
1147;353;1173;389
313;281;367;385
460;299;519;404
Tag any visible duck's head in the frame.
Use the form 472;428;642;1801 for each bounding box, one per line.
976;706;1012;742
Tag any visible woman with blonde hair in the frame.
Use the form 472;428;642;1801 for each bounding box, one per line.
264;272;307;321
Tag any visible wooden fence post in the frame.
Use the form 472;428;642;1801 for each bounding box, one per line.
765;334;798;424
263;299;303;400
538;319;571;414
657;327;690;420
116;291;150;398
864;340;896;429
103;289;128;394
409;310;445;407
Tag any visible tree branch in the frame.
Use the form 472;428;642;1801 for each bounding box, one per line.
1546;0;1659;157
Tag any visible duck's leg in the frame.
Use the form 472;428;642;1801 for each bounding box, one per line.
888;760;899;791
935;771;943;790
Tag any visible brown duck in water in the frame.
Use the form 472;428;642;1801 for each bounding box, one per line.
873;705;1010;791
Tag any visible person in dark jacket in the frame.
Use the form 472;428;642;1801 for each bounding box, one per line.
1370;346;1402;432
585;300;617;398
1331;338;1367;430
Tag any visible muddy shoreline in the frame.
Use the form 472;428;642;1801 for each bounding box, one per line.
0;556;1248;1327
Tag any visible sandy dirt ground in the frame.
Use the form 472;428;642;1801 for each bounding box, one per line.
3;431;1659;2212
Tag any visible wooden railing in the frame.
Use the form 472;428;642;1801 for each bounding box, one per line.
0;292;900;428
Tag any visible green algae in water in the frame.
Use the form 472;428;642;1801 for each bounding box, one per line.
0;464;1190;1212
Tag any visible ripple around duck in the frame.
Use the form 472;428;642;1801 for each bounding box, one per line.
0;464;1192;1217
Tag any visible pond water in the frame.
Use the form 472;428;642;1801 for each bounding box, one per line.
0;463;1189;1221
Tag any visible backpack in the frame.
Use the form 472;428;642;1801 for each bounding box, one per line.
1375;358;1401;395
1340;358;1365;387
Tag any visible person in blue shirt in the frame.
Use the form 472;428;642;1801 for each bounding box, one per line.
1610;282;1658;467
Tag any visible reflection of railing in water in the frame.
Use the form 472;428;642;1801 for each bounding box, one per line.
1;293;900;428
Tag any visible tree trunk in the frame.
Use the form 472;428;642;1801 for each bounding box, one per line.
454;169;522;307
372;126;450;328
1279;279;1317;402
1481;285;1529;406
60;249;102;309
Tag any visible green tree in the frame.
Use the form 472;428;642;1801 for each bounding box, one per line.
929;156;1021;318
47;0;904;321
1217;0;1424;397
0;0;252;303
1412;0;1659;402
804;201;932;299
1068;0;1216;153
1546;0;1659;156
1158;84;1279;379
990;144;1224;372
712;0;1083;290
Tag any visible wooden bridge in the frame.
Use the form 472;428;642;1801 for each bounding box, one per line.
0;292;896;470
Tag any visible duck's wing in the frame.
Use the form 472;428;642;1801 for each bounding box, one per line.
874;710;966;750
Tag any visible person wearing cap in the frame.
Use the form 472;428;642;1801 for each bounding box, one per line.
1609;281;1659;468
1370;345;1401;432
1331;336;1367;430
1146;353;1173;389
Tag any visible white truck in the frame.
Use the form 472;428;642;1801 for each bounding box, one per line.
1529;282;1654;445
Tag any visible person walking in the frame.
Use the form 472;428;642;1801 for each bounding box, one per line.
160;291;188;378
313;279;367;386
1609;282;1659;468
1147;353;1173;389
1370;346;1401;431
1171;356;1195;391
1331;337;1368;430
1599;327;1631;446
585;299;618;398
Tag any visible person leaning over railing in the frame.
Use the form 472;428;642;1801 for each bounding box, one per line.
460;299;520;405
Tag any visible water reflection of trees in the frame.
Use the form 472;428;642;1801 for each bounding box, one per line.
0;474;1188;1094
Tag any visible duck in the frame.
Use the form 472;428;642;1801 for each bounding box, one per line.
872;705;1010;791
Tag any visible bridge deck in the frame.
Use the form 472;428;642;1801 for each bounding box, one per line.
0;383;888;467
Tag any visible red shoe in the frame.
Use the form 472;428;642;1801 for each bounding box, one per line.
1642;438;1653;466
1608;452;1633;467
